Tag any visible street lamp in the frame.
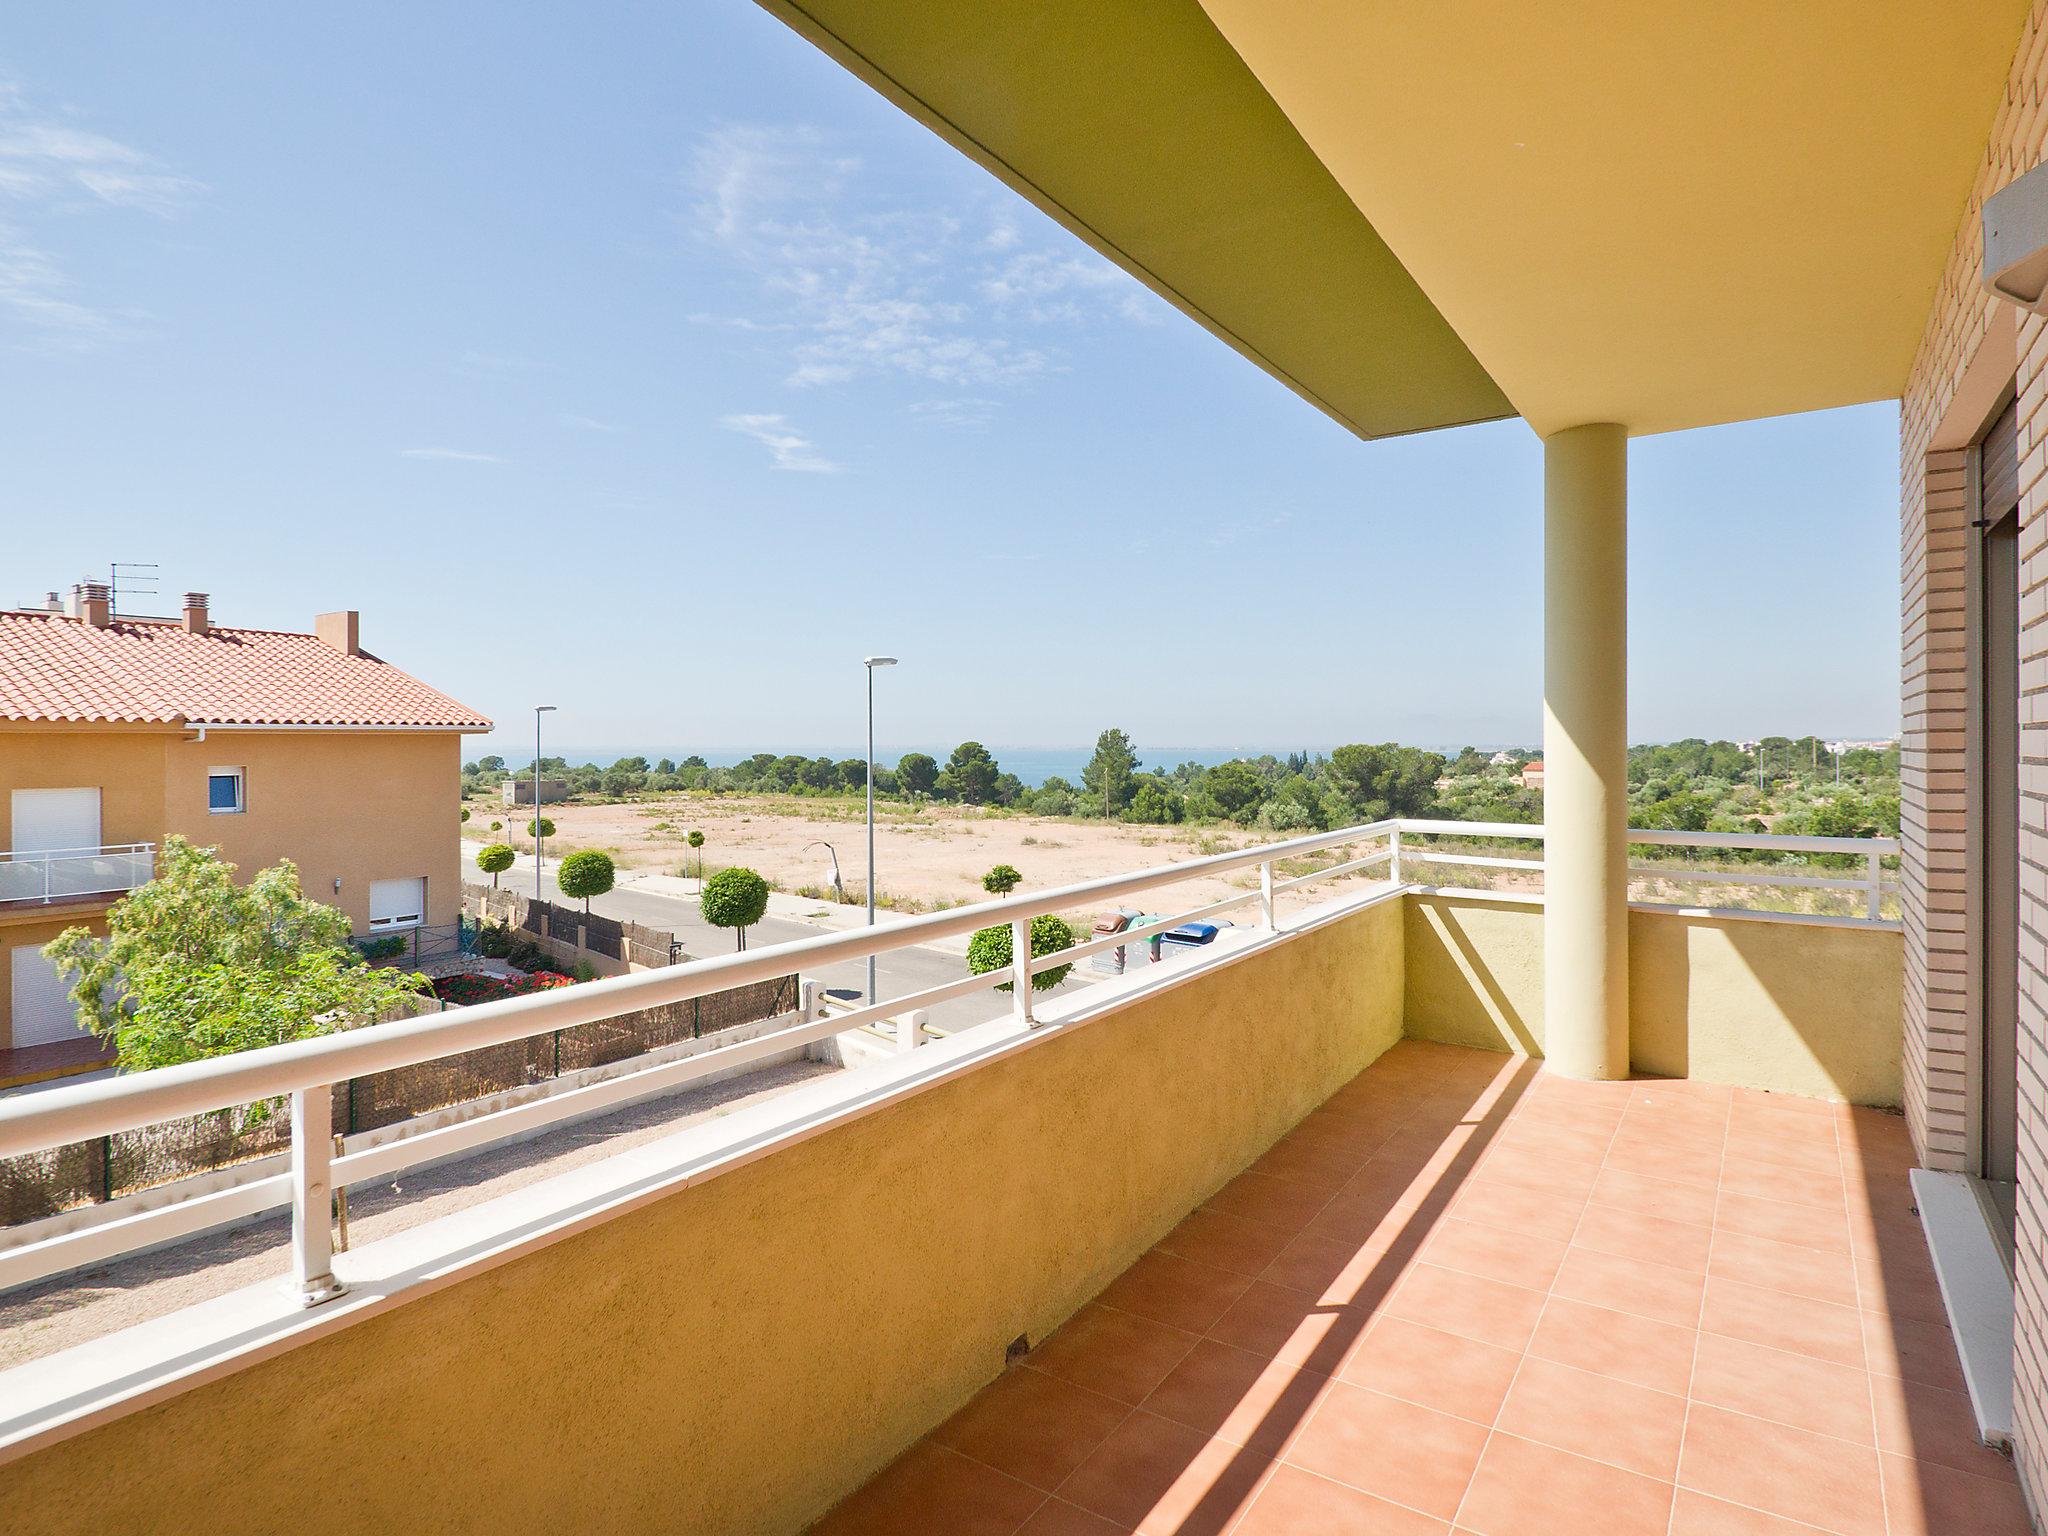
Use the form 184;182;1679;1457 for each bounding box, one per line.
533;706;557;899
863;657;897;1005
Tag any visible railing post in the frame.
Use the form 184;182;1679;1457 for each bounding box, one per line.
1259;861;1276;932
1866;850;1882;921
289;1086;346;1306
1011;916;1035;1026
1389;824;1403;886
899;1008;926;1053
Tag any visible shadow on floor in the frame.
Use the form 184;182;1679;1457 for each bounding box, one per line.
812;1040;2030;1536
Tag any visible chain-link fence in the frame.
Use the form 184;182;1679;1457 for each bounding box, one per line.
0;972;800;1227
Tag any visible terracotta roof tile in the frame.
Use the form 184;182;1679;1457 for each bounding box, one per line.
0;612;492;729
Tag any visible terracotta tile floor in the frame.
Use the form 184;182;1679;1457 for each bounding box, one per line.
813;1041;2033;1536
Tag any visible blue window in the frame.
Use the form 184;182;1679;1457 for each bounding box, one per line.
207;769;244;814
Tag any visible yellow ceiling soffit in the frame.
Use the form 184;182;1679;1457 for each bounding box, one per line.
754;0;1514;440
1198;0;2031;438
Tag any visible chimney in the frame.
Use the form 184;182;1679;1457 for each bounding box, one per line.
181;592;210;636
69;581;111;628
315;610;360;656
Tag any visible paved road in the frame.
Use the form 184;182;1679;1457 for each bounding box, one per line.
469;849;1093;1032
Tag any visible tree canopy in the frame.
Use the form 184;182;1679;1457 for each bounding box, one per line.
43;837;426;1078
556;849;616;912
700;866;771;949
476;843;515;887
938;741;1001;805
897;752;939;799
1086;729;1140;817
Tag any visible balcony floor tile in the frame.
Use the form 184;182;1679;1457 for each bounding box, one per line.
811;1042;2028;1536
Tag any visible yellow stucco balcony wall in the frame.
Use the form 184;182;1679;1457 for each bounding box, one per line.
0;891;1903;1535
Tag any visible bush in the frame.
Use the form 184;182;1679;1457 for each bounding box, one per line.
966;914;1077;992
475;920;514;958
357;934;408;961
528;818;556;839
701;866;770;949
982;864;1023;897
557;849;616;911
508;936;552;971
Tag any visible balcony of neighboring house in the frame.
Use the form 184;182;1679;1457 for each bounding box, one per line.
0;842;153;1092
0;844;154;912
0;818;2014;1535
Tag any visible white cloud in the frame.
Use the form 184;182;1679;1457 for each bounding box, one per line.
720;412;843;473
906;397;996;432
562;414;624;433
0;81;200;341
400;447;504;463
689;125;1150;402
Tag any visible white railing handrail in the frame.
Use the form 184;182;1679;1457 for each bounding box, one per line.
0;842;155;862
0;819;1397;1160
0;812;1902;1306
1397;820;1898;858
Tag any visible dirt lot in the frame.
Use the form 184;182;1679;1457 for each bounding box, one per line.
466;792;1385;915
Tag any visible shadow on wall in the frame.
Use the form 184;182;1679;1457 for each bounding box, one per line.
1402;895;1903;1107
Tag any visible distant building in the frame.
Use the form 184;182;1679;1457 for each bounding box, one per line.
1521;760;1546;791
502;778;569;806
1489;750;1516;767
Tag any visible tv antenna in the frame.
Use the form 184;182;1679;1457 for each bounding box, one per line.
105;562;159;619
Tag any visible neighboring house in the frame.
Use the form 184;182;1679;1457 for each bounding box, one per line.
0;584;490;1061
1487;749;1516;767
1520;759;1545;791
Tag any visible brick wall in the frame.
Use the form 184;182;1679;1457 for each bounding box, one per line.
1900;0;2048;1502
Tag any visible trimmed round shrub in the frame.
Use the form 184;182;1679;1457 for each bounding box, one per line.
476;843;516;886
982;864;1023;897
528;817;556;839
686;830;705;849
557;849;616;910
966;914;1076;993
701;866;770;948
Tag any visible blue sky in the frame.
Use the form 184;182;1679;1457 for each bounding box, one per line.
0;5;1900;760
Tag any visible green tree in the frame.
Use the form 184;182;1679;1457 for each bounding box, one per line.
476;842;516;889
966;914;1077;992
1205;760;1265;822
982;864;1023;896
1086;729;1140;818
556;849;616;913
687;828;706;881
42;837;426;1081
938;741;1001;804
897;752;939;800
1324;743;1447;822
1127;780;1184;824
701;866;771;950
527;817;556;841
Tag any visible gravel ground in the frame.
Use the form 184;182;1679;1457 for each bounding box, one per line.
0;1057;838;1368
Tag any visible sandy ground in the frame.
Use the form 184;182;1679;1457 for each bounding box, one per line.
467;792;1389;917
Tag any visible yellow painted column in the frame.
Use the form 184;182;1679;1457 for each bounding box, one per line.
1543;422;1630;1079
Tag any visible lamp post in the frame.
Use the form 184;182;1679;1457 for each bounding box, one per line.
863;657;897;1005
533;706;556;899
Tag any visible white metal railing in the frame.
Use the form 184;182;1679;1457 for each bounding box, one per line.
1396;819;1899;922
0;816;1897;1305
0;843;154;905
